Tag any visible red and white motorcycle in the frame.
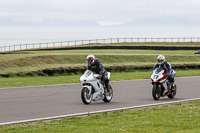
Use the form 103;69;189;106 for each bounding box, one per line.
151;68;177;100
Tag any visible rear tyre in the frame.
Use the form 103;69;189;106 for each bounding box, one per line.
168;84;177;99
103;84;113;102
152;84;161;100
81;87;92;104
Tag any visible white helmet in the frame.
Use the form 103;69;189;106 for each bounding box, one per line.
86;54;95;66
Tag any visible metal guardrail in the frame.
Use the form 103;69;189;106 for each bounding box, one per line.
0;37;200;52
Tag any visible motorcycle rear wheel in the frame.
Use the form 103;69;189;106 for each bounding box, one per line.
81;87;92;104
103;84;113;102
152;84;161;100
168;84;177;99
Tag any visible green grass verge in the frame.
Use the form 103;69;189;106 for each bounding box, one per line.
0;69;200;88
1;100;200;132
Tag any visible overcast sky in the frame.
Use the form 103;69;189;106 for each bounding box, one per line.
0;0;200;26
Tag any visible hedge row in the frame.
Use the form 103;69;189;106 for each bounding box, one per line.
31;45;200;51
1;64;200;78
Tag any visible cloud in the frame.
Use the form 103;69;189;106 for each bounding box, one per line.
0;0;200;26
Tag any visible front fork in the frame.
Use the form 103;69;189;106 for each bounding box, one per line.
152;82;166;96
82;85;92;95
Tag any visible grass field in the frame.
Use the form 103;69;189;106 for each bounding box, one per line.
1;100;200;132
0;69;200;88
0;50;200;75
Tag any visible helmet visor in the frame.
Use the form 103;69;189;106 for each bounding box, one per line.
157;59;163;64
87;57;93;64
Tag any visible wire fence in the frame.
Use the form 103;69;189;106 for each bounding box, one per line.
0;37;200;52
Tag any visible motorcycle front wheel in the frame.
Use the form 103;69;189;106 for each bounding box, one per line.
81;87;92;104
103;84;113;102
152;84;161;100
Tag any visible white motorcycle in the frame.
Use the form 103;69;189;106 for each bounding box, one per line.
80;70;113;104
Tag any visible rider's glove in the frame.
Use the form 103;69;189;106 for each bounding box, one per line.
97;75;102;79
166;72;171;77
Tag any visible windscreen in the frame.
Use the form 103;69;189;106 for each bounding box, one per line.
154;68;163;73
84;70;92;76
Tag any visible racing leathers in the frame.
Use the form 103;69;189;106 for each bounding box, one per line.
87;58;109;89
153;61;176;86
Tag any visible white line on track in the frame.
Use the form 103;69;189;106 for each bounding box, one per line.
1;97;200;126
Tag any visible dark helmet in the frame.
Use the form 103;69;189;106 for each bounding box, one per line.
86;54;95;66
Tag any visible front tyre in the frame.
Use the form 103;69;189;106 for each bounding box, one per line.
103;84;113;102
168;84;177;99
81;87;92;104
152;84;161;100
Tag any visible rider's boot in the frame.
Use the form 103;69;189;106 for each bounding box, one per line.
105;84;110;93
170;82;174;89
169;77;175;89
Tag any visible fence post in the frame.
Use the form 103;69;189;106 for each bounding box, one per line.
111;38;112;44
61;42;63;47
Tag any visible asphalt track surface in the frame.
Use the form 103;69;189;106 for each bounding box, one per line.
0;76;200;124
